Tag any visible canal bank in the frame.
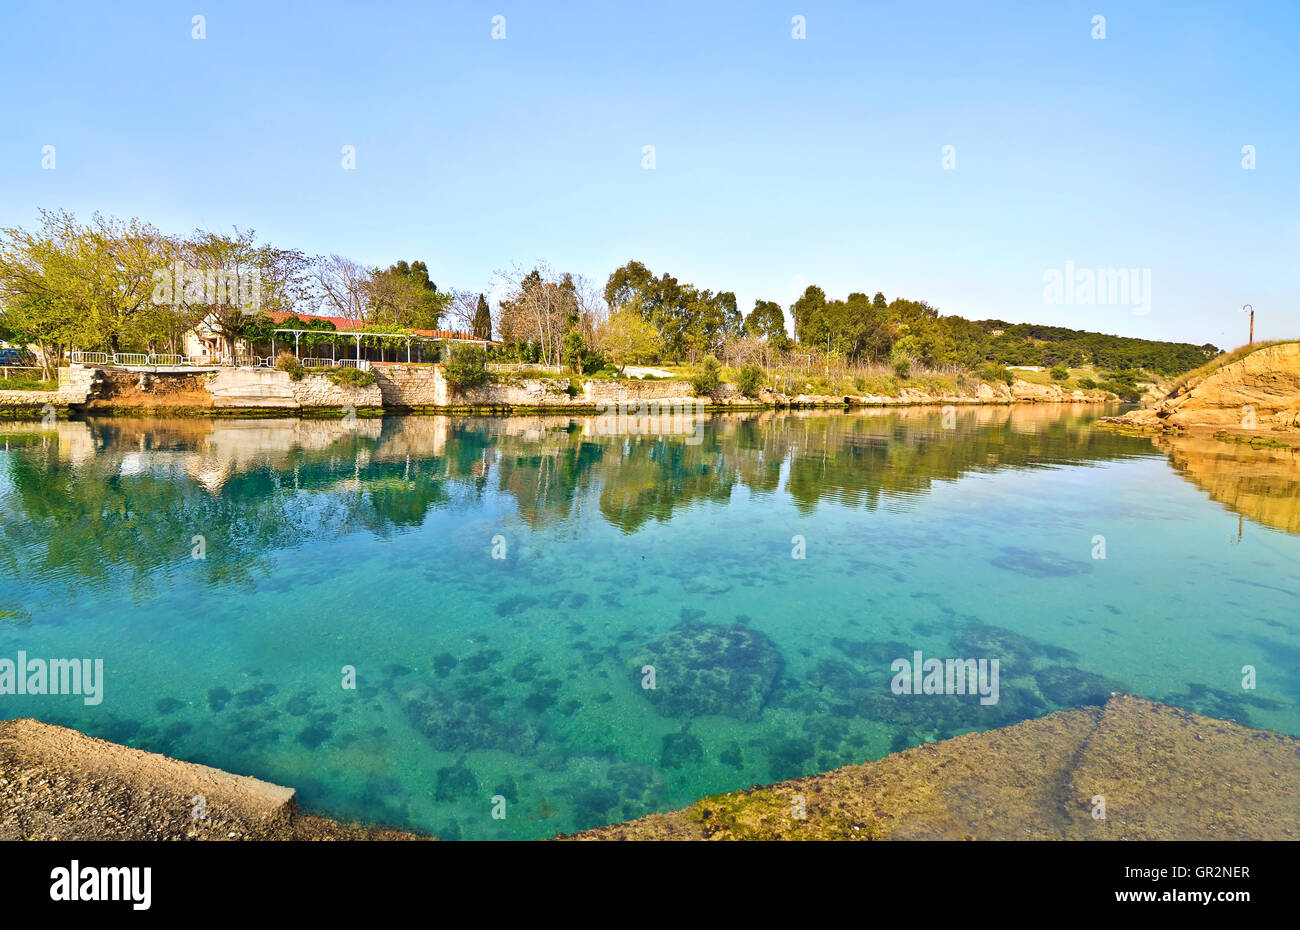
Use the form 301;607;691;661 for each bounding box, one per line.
0;363;1118;419
3;696;1295;841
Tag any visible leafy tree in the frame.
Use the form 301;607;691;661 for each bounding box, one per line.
595;307;661;373
791;285;829;347
744;300;792;351
605;260;739;361
369;259;448;330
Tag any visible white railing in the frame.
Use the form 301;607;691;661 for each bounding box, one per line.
149;354;186;366
301;358;335;367
71;351;110;365
336;359;370;370
112;353;150;366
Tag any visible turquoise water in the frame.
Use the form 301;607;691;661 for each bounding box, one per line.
1;407;1298;839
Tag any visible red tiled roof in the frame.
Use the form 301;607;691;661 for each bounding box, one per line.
266;311;497;343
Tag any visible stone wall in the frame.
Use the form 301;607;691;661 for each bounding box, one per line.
0;365;100;411
0;362;1116;415
373;365;440;406
207;369;381;410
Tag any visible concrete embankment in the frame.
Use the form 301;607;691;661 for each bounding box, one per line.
0;718;420;840
0;363;1118;418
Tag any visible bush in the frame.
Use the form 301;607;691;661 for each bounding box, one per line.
1049;365;1069;380
735;364;764;397
892;357;912;379
979;363;1014;386
275;352;305;381
1077;376;1097;390
1099;380;1142;402
690;355;722;396
444;344;490;391
325;366;376;388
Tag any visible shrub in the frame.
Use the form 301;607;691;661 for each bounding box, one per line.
325;366;377;388
1099;380;1142;402
979;363;1013;386
1077;376;1097;390
890;342;914;379
735;364;765;397
1049;365;1069;380
275;351;305;381
690;356;722;396
444;344;490;391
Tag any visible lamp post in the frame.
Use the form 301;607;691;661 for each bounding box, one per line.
1242;304;1254;346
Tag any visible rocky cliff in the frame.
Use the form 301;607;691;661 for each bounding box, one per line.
1101;342;1300;434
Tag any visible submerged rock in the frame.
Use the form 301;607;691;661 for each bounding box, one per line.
635;622;783;721
1034;666;1124;707
401;686;537;752
989;546;1089;578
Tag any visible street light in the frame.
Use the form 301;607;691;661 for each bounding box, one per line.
1241;304;1254;346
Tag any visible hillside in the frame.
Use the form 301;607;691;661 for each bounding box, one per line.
974;320;1220;375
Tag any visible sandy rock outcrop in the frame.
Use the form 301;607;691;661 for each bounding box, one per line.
1103;342;1300;433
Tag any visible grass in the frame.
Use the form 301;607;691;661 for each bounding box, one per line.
0;371;58;391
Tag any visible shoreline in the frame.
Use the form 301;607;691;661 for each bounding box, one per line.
0;395;1120;421
4;695;1295;841
0;363;1120;420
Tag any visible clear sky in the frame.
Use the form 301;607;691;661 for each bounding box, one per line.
1;0;1296;348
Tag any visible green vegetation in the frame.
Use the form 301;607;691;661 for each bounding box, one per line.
0;370;57;391
690;355;722;397
0;209;1224;399
324;366;377;388
444;344;490;391
735;364;765;397
979;363;1014;386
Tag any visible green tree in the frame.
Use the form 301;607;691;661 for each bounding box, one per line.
791;285;828;347
744;300;791;351
472;294;492;340
595;307;661;373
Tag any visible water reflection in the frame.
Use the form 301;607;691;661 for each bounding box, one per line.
1154;433;1300;535
0;407;1160;589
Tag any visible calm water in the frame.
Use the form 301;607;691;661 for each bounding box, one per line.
2;406;1298;839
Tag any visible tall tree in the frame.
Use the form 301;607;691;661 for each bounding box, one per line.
472;294;492;340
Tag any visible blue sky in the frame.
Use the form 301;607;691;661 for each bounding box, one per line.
1;0;1296;347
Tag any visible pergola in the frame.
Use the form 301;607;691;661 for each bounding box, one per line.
270;327;492;364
